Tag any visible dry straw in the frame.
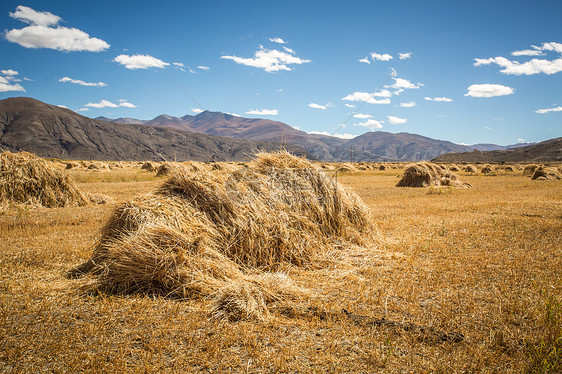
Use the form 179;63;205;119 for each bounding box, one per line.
0;151;89;208
70;151;374;320
396;162;471;188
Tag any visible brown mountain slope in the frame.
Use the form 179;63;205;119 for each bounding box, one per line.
0;97;307;161
431;137;562;163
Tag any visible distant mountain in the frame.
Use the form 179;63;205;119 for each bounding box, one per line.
470;142;535;151
95;116;146;125
432;137;562;163
0;97;307;161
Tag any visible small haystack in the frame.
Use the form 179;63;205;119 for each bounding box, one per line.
0;151;89;208
464;165;477;173
449;164;460;172
396;162;471;188
531;167;561;180
523;164;541;176
66;161;81;169
504;165;514;172
156;162;184;177
141;161;157;172
379;165;386;171
69;151;373;320
87;162;110;171
481;164;494;174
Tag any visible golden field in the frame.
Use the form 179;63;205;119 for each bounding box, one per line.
1;162;561;373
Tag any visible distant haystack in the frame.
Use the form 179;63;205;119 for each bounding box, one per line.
69;151;373;321
65;161;80;169
156;162;184;177
531;167;561;180
449;164;460;172
141;161;157;172
481;164;494;174
504;165;514;172
0;151;89;208
464;165;477;173
379;165;386;171
87;162;110;171
523;164;540;176
396;162;471;188
338;163;356;173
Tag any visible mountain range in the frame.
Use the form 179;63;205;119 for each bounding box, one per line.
0;97;552;163
96;110;533;162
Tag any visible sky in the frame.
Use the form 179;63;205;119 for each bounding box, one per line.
1;0;561;146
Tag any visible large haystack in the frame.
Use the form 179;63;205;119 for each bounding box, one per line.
396;162;471;188
0;151;89;208
69;151;373;320
531;167;561;180
481;164;494;174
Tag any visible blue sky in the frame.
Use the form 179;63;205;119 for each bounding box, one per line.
1;0;561;145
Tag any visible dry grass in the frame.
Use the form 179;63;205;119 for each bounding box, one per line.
0;160;560;372
397;162;471;188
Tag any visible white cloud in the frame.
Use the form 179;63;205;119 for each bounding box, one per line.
84;99;135;108
485;126;491;130
191;108;204;114
172;62;184;67
59;76;107;87
283;46;295;54
342;91;391;104
535;106;562;114
424;96;454;102
399;101;416;107
269;37;287;44
197;66;210;70
353;119;384;129
0;76;25;92
114;54;170;70
344;103;355;108
370;52;393;61
353;113;372;119
56;104;68;109
388;116;407;124
308;131;356;139
6;6;109;52
399;52;412;60
9;5;60;26
474;42;562;75
358;57;370;64
221;46;310;73
309;103;327;110
517;138;525;142
245;108;278;115
1;69;18;76
385;78;422;91
226;112;241;117
77;107;89;112
465;84;514;98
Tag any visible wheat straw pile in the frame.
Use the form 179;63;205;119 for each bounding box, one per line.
396;162;471;188
70;151;373;320
531;167;561;180
0;151;89;208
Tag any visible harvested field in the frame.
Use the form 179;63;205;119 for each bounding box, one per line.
0;155;560;372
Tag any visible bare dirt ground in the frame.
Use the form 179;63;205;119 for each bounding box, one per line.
1;165;560;373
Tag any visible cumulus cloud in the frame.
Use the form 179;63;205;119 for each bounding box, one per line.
245;108;278;115
535;106;562;114
269;37;287;44
192;108;204;114
342;90;392;104
84;99;135;108
1;69;18;76
385;78;422;91
221;46;310;73
0;76;25;92
309;103;327;110
5;5;109;52
308;131;356;139
387;116;406;124
399;101;416;107
353;113;372;119
465;84;514;98
399;52;412;60
114;54;170;70
474;42;562;75
59;76;107;87
197;66;210;70
358;57;370;64
370;52;393;61
353;119;384;129
424;96;454;102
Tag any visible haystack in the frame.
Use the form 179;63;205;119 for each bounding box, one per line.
65;161;80;169
141;161;157;172
87;162;110;171
464;165;477;173
504;165;514;172
156;162;184;177
396;162;471;188
481;164;494;174
69;151;373;320
531;167;561;180
0;151;89;208
379;165;386;171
